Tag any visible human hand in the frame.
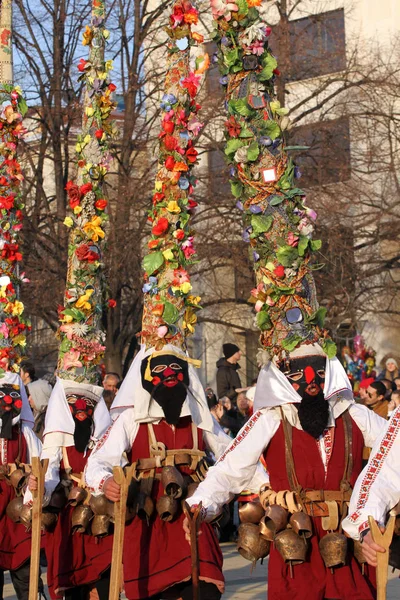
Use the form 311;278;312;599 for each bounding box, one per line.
103;477;121;502
183;505;203;544
361;528;386;566
28;474;38;491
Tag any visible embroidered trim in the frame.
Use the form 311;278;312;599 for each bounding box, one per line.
216;411;263;464
359;520;369;534
354;407;400;511
0;438;7;464
92;420;116;453
189;503;208;522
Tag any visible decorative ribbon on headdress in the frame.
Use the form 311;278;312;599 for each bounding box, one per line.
56;0;118;384
211;0;337;361
0;0;30;376
143;350;202;382
139;0;208;351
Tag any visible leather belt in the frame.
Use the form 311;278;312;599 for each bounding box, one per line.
304;490;352;503
136;453;194;471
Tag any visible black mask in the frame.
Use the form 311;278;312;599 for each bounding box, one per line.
282;355;328;439
141;354;190;425
66;394;95;452
0;384;23;439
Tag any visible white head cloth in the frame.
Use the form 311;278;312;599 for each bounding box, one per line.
0;371;34;429
254;343;354;415
111;343;214;433
43;378;111;450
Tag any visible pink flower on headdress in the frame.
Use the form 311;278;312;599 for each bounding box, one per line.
181;72;201;99
210;0;238;21
182;236;195;259
62;349;83;371
59;324;74;341
287;232;299;247
247;40;264;56
187;115;204;137
0;323;8;338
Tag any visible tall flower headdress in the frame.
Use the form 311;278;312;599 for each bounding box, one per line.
211;0;336;361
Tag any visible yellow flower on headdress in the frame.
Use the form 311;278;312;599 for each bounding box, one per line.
180;282;192;295
5;300;24;316
163;249;174;261
64;217;74;228
183;308;197;334
82;25;94;46
187;295;201;306
0;285;7;298
13;334;26;348
75;289;94;312
83;216;105;242
166;200;181;213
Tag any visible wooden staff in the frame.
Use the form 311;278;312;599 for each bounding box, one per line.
368;514;395;600
28;457;49;600
183;501;203;600
109;464;135;600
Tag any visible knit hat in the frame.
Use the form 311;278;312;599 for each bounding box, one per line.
212;1;337;362
27;379;52;411
223;343;240;359
386;358;398;368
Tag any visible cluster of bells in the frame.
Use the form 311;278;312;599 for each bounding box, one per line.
6;465;201;536
236;496;369;574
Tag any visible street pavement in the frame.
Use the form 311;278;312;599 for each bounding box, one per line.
3;542;400;598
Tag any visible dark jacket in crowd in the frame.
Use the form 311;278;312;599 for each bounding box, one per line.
216;358;242;402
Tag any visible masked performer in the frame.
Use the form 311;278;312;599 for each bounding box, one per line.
181;1;388;598
0;372;41;600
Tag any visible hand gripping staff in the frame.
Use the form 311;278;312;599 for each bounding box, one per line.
109;464;135;600
183;501;203;600
28;457;49;600
368;515;395;600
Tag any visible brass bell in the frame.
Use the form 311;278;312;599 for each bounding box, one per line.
289;512;313;539
239;500;265;525
319;532;348;569
260;505;288;539
41;511;57;532
237;523;270;564
48;488;68;511
161;466;186;499
186;482;199;498
156;494;178;522
71;505;93;533
91;514;111;537
6;497;24;523
135;492;154;521
9;468;27;493
89;494;111;516
275;529;308;564
67;486;88;506
259;517;275;542
20;504;33;530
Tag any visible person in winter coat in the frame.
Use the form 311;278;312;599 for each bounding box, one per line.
216;344;242;404
27;378;53;440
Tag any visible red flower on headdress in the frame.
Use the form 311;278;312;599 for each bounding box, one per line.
225;116;241;138
77;58;87;72
165;156;176;171
0;195;14;210
186;147;198;164
75;244;99;263
152;192;165;205
108;83;116;92
80;183;93;196
172;268;190;286
151;217;169;236
95;199;108;210
274;265;285;278
164;135;178;151
108;299;117;308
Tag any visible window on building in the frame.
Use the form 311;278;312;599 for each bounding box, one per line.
270;9;346;81
289;117;351;186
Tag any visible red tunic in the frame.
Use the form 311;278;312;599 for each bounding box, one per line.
264;413;376;600
0;426;32;571
45;446;112;599
123;416;224;600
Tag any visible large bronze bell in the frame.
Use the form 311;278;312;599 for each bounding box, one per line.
19;504;32;530
135;492;154;521
319;532;348;568
260;505;288;540
289;512;313;539
186;482;199;498
161;466;186;499
41;512;58;532
237;523;270;564
67;486;88;506
156;494;178;522
91;514;111;537
89;494;110;516
48;488;68;511
71;505;93;533
239;500;265;525
275;529;308;564
6;496;24;523
9;467;27;493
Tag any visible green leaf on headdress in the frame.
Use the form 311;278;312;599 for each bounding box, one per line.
229;98;254;117
321;338;337;359
163;302;180;324
143;251;164;276
239;127;254;138
63;308;86;322
230;180;244;198
284;187;306;198
305;307;327;328
251;214;273;235
310;239;322;251
276;245;298;267
224;48;239;68
247;141;260;162
269;195;284;206
298;236;309;257
261;120;281;140
256;310;272;331
225;138;245;157
259;54;278;81
282;334;303;352
17;96;28;117
236;0;249;16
